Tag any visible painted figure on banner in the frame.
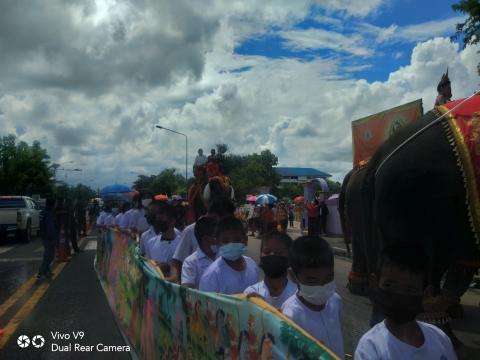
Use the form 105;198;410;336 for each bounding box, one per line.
259;333;275;360
247;314;259;360
226;313;239;360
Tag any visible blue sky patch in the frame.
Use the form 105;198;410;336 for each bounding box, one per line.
233;0;462;82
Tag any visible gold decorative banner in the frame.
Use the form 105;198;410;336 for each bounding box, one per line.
352;99;423;167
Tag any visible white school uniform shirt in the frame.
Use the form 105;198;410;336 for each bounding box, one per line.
114;213;124;226
144;233;181;264
199;256;259;295
172;223;198;262
96;211;106;225
244;279;297;309
119;208;134;229
181;248;215;288
139;227;158;256
128;208;149;234
354;320;457;360
281;292;344;359
103;213;115;226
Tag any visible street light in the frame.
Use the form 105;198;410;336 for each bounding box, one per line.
155;125;188;192
57;168;82;182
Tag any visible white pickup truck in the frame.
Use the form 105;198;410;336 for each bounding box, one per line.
0;196;41;243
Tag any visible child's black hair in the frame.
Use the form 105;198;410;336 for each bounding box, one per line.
156;202;176;219
214;216;246;238
194;216;217;245
376;243;429;287
289;236;333;275
261;232;292;251
208;198;235;217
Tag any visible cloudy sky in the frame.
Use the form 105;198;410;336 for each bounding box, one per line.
0;0;478;189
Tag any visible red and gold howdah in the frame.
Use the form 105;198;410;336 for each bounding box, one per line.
439;95;480;245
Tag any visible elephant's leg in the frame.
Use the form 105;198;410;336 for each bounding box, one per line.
348;233;369;296
442;264;476;318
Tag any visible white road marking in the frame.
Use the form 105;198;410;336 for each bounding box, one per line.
84;241;97;250
0;246;15;254
0;257;43;262
34;246;43;253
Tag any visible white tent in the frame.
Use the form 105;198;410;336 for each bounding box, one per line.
325;194;343;236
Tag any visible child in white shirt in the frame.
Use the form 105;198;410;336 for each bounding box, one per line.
355;243;457;360
244;232;296;309
281;236;344;359
199;217;258;294
143;202;180;276
181;216;218;289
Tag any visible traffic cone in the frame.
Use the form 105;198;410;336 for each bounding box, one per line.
56;225;70;262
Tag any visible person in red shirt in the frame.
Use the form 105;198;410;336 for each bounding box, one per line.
306;199;319;236
262;205;275;235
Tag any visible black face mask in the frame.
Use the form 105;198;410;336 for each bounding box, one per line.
259;255;289;278
372;288;423;324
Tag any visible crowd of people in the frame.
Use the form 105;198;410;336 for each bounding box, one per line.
37;197;88;279
93;193;456;360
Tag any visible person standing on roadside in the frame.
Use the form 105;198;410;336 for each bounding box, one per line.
319;200;329;235
275;203;288;233
288;206;294;228
38;198;57;280
306;199;319;236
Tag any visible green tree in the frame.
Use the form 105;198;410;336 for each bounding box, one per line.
0;135;54;196
326;179;342;193
151;168;185;196
452;0;480;75
277;183;304;199
133;174;156;191
133;169;185;196
229;149;280;201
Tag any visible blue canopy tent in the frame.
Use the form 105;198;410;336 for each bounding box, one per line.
100;184;133;202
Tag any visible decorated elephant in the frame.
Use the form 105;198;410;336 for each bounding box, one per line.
342;95;480;327
186;163;235;224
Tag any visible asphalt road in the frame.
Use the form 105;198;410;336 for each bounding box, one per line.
0;234;130;360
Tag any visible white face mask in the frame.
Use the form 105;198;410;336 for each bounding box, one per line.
298;280;336;306
141;199;152;208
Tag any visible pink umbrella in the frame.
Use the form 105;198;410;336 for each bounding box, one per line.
293;196;304;203
246;194;257;202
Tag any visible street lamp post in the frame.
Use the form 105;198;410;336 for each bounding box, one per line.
155;125;188;193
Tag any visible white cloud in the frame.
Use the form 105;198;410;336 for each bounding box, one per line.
0;1;477;188
357;16;466;44
315;0;385;17
280;28;373;57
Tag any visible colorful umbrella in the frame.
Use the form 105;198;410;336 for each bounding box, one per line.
293;196;305;203
255;194;278;205
154;194;169;201
246;194;257;202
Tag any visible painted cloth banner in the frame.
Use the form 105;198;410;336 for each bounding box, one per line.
95;229;339;359
440;96;480;248
352;99;423;167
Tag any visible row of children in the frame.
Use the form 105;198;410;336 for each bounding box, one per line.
133;196;457;359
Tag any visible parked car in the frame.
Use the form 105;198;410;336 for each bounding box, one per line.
0;196;41;243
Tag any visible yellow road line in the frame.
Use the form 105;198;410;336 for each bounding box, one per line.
0;275;37;319
0;262;67;348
